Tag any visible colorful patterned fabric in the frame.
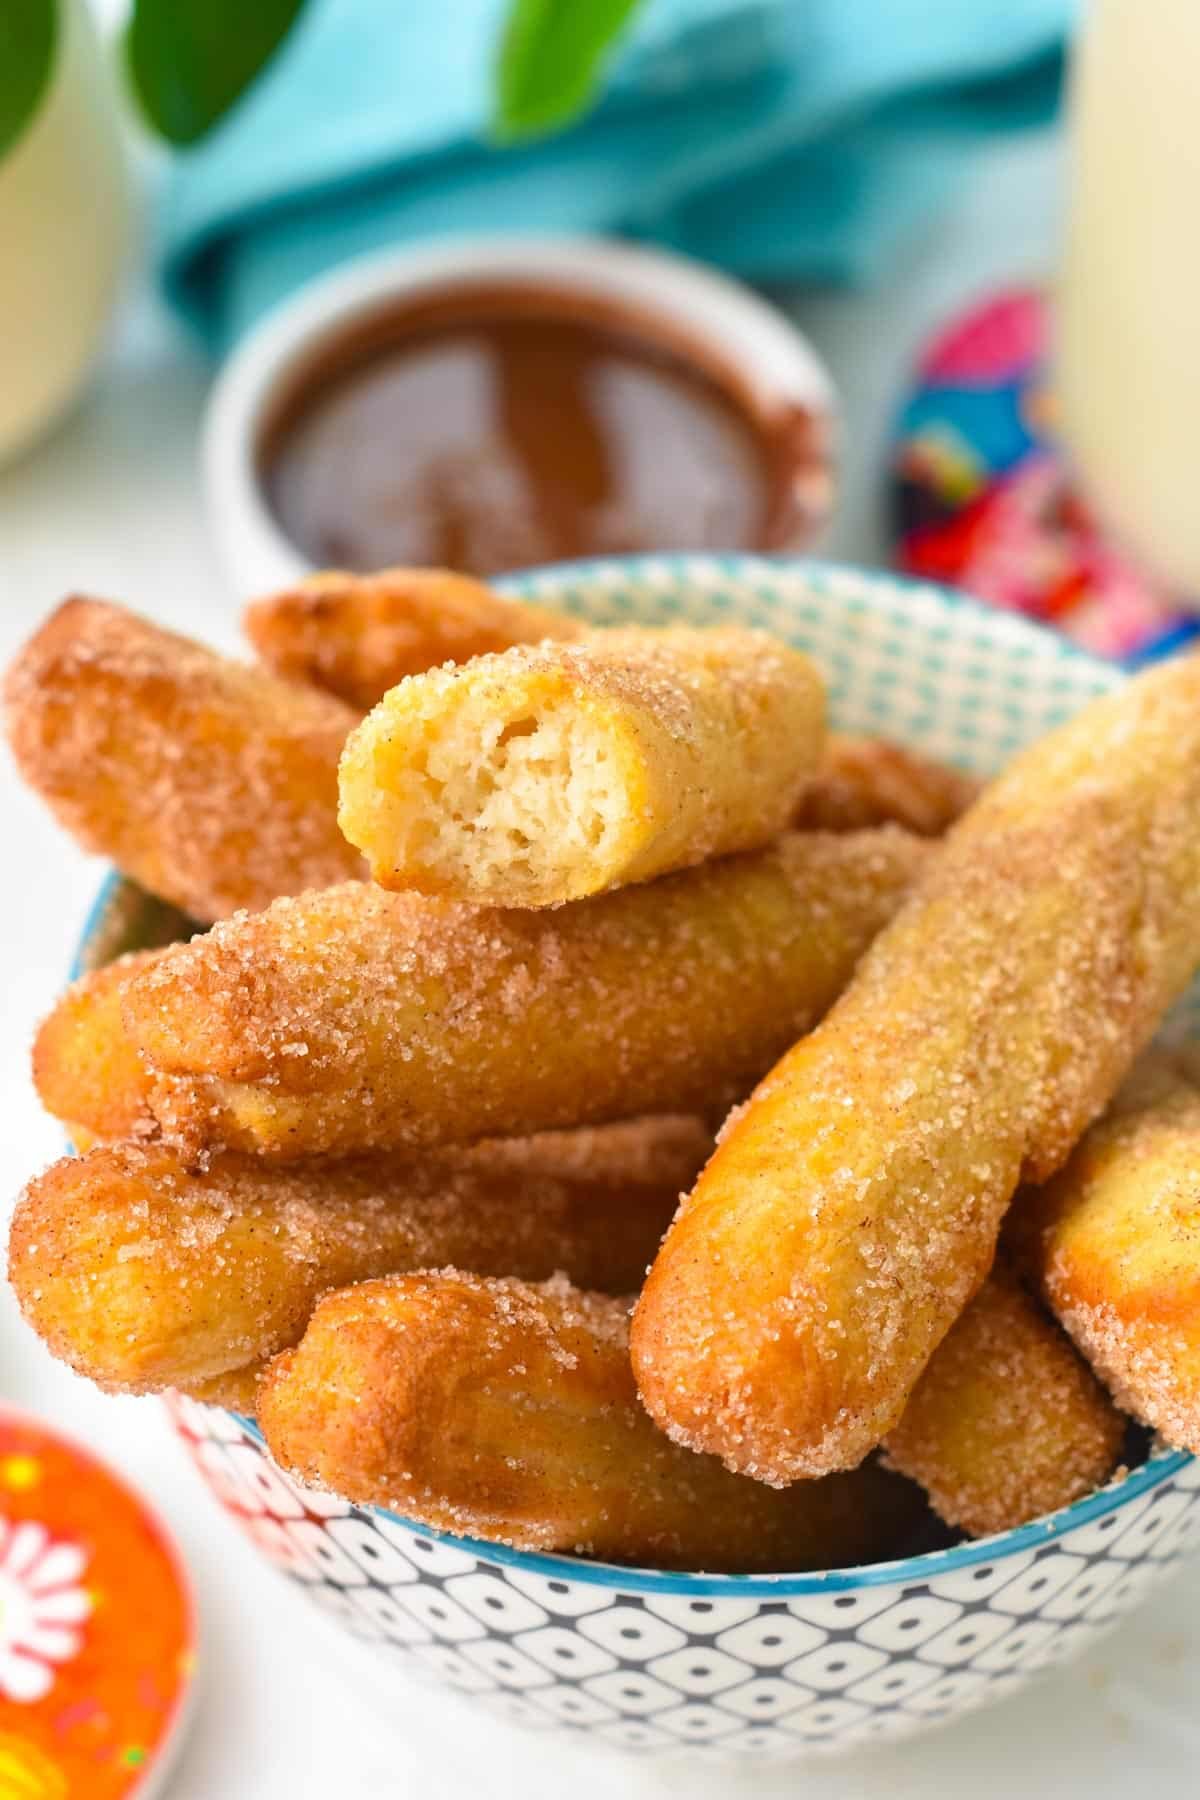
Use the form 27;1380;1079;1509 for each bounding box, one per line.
892;289;1200;666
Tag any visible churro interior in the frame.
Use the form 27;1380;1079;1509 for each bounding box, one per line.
348;676;631;901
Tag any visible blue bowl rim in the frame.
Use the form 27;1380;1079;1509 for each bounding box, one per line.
71;552;1194;1599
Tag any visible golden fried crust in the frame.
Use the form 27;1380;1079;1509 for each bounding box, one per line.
633;656;1200;1482
181;1366;263;1416
32;950;163;1142
9;1120;706;1395
31;937;713;1179
882;1264;1126;1536
258;1272;927;1573
793;735;981;837
1009;1052;1200;1452
4;597;363;921
125;828;927;1160
243;568;580;710
337;627;826;907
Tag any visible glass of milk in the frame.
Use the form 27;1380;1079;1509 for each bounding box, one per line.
1058;0;1200;599
0;0;132;463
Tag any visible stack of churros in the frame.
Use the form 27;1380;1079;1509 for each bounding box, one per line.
10;564;1200;1574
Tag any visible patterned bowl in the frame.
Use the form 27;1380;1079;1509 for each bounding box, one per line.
74;555;1200;1760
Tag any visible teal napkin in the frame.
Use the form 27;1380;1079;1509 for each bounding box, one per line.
157;0;1074;352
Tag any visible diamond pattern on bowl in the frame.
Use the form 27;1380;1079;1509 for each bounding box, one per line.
655;1702;740;1742
580;1670;680;1716
969;1617;1061;1674
443;1572;550;1634
458;1636;554;1689
914;1609;1017;1667
854;1595;964;1652
643;1645;752;1697
514;1625;617;1680
780;1695;872;1737
328;1514;419;1584
503;1567;615;1618
714;1613;826;1666
643;1595;761;1633
574;1606;687;1661
716;1676;819;1721
348;1584;431;1644
529;1685;617;1728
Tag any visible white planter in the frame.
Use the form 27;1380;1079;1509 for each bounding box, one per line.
0;0;132;463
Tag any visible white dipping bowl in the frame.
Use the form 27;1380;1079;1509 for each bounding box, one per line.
202;236;837;596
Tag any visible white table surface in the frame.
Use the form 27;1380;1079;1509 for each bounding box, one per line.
2;128;1199;1797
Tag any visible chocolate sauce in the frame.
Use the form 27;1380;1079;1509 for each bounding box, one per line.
259;288;819;577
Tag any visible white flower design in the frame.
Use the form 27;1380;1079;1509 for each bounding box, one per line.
0;1518;91;1703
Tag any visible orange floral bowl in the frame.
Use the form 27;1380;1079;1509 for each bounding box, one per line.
0;1407;195;1796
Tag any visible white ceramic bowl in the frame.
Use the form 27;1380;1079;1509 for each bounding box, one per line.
74;556;1200;1760
202;236;836;596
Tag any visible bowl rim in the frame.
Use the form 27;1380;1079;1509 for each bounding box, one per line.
201;234;837;598
225;1410;1189;1597
73;551;1195;1598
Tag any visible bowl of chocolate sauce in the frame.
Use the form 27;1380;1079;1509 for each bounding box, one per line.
204;236;836;594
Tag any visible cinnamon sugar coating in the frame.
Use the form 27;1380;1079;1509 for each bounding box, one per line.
793;734;981;837
33;950;165;1144
124;827;926;1159
883;1262;1126;1536
4;597;362;921
244;567;581;710
633;656;1200;1482
258;1270;926;1572
181;1365;264;1416
9;1118;706;1395
1010;1050;1200;1451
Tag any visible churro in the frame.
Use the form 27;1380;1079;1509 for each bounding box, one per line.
184;1366;264;1415
32;949;164;1145
244;567;581;709
125;827;926;1159
1010;1051;1200;1452
4;597;362;921
337;627;825;906
883;1264;1126;1536
258;1271;926;1571
792;733;980;836
245;572;980;841
633;656;1200;1482
10;1118;706;1396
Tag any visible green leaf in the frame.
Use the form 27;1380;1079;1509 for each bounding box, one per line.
0;0;57;162
495;0;646;141
127;0;308;146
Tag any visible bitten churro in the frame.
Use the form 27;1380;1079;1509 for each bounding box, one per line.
125;828;926;1160
32;950;164;1145
244;568;581;710
4;598;362;921
1010;1052;1200;1452
882;1264;1126;1536
792;734;981;837
258;1271;926;1572
246;570;980;841
633;656;1200;1483
337;627;825;906
10;1119;707;1396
